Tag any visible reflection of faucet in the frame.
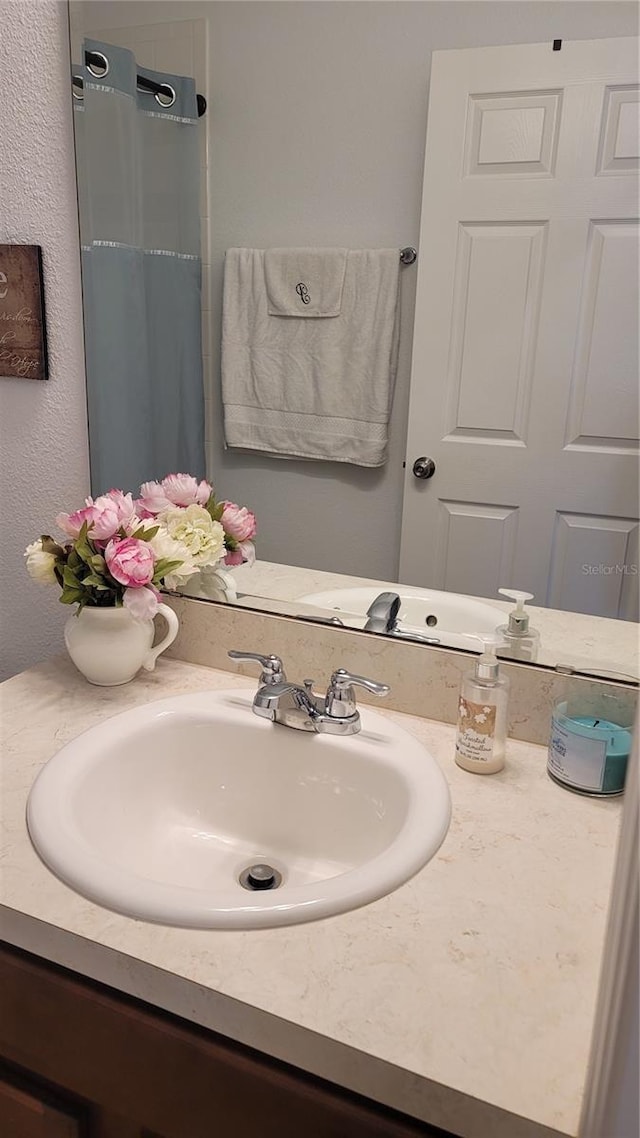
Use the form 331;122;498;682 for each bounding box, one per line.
228;651;390;735
364;591;401;632
364;592;440;645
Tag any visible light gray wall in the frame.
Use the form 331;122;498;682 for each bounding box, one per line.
0;0;90;682
76;2;639;580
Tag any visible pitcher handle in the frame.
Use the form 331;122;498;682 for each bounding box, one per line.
142;603;179;671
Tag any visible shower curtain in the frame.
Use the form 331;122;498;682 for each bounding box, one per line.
72;39;205;495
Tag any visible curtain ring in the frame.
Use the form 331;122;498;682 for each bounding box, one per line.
154;83;177;109
86;51;109;78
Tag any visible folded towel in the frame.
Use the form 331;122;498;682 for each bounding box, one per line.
221;248;400;467
264;247;348;317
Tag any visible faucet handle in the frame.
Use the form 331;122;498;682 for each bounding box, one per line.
227;650;286;684
326;668;390;719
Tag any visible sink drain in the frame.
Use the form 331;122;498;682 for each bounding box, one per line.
239;863;283;891
425;614;438;627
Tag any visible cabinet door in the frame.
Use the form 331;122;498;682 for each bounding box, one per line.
1;945;446;1138
0;1072;82;1138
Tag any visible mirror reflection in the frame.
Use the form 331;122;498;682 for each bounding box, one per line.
69;1;640;681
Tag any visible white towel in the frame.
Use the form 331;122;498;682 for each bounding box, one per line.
221;248;400;467
264;247;348;316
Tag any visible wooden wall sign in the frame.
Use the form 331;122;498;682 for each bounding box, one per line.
0;245;49;381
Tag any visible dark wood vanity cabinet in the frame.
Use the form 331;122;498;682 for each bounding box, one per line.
0;1071;83;1138
0;944;454;1138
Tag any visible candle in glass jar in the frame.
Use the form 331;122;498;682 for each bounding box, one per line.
548;702;632;796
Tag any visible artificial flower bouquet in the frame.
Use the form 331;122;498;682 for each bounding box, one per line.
24;474;257;621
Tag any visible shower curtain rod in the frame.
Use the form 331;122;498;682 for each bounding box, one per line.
72;49;207;117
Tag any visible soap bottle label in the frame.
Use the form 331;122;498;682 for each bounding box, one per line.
456;697;496;763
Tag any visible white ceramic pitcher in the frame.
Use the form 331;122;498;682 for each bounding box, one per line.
64;603;179;686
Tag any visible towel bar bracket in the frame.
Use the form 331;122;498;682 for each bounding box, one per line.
400;247;417;265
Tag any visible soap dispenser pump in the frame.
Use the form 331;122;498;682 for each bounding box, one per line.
455;637;510;774
497;589;540;662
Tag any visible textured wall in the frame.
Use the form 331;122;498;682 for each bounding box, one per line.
0;1;90;681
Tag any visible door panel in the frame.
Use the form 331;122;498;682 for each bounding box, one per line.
434;501;519;599
399;37;639;618
446;222;545;441
566;220;639;447
548;512;639;617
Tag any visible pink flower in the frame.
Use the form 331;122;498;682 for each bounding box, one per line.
103;489;138;530
224;540;255;567
238;540;256;566
220;502;257;542
137;481;173;515
122;584;159;620
56;507;92;539
56;494;122;541
137;475;213;514
132;502;156;521
105;537;155;588
162;473;212;508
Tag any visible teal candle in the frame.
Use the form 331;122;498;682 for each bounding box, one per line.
548;703;632;796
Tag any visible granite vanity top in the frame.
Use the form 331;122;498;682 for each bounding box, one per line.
0;657;622;1138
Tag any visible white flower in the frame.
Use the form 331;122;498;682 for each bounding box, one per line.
144;527;198;589
24;540;57;584
158;505;225;570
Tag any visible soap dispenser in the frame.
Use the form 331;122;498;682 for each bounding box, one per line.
496;589;540;662
455;637;510;774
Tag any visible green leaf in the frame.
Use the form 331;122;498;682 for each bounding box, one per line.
90;554;107;574
131;524;159;541
83;573;107;588
60;585;84;605
74;523;94;564
41;535;65;558
206;495;224;523
62;565;83;589
153;557;183;581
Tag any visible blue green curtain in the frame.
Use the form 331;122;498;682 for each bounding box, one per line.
72;39;205;494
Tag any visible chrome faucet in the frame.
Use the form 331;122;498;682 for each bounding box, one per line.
364;591;401;632
228;650;390;735
364;591;440;645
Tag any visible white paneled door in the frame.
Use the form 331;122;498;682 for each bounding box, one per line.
399;38;639;619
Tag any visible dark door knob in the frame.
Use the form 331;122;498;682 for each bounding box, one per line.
412;457;436;479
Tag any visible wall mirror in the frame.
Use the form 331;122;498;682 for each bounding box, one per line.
68;1;639;683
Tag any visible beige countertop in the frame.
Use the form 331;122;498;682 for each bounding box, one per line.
0;657;623;1138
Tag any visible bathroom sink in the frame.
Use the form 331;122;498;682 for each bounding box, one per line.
27;690;450;929
298;586;503;650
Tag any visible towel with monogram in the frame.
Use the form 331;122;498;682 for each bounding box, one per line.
221;247;400;466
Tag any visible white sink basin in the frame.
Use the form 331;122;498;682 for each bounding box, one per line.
27;690;450;930
299;586;503;650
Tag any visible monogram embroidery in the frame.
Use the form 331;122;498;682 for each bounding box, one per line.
296;282;311;305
